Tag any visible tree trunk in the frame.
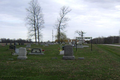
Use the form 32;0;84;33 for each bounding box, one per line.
37;28;40;43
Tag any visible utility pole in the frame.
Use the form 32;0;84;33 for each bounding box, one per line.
119;30;120;44
52;30;54;42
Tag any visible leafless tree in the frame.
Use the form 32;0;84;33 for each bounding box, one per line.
55;6;71;44
55;32;67;43
26;0;44;43
75;30;85;44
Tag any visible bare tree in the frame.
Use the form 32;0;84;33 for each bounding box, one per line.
36;7;44;43
26;0;44;43
55;6;71;44
75;30;85;44
55;32;67;43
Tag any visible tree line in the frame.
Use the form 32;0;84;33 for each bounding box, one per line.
92;36;120;44
0;38;32;43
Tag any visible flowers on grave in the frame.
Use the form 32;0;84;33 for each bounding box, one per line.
42;49;44;51
59;49;62;52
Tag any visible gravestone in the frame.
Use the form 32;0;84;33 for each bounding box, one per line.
14;42;16;45
82;45;89;47
9;45;16;50
60;46;64;55
26;44;31;48
36;43;38;45
29;48;44;55
45;44;48;46
76;44;83;48
10;43;12;45
21;43;24;45
12;48;19;55
17;47;27;59
60;50;64;55
62;45;75;60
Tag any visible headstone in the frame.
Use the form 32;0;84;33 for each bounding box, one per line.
36;43;38;45
10;43;12;45
82;45;89;47
60;50;64;55
27;48;31;51
45;44;48;46
17;47;27;59
62;45;75;60
69;42;72;45
12;48;19;55
73;41;76;45
9;45;16;50
29;48;44;55
21;43;24;45
26;44;31;48
76;45;83;48
14;42;16;45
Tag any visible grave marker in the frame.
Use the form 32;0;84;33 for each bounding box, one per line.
12;48;19;55
62;45;75;60
26;44;31;48
17;47;27;59
29;48;44;55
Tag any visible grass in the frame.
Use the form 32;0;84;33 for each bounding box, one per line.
0;44;120;80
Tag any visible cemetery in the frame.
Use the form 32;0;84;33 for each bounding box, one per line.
1;0;120;79
0;43;120;80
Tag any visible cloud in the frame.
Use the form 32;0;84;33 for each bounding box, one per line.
0;0;120;41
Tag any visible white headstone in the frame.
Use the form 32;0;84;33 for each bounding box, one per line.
45;44;48;46
60;50;64;55
26;44;31;47
12;48;19;55
17;47;27;59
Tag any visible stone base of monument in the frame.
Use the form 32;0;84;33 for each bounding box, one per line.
17;56;27;60
29;53;44;55
12;53;18;55
76;45;83;48
83;45;89;47
60;50;64;55
12;48;19;55
62;56;75;60
78;57;84;60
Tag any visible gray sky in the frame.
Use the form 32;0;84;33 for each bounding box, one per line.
0;0;120;41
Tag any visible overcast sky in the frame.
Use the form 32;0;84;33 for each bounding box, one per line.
1;0;120;41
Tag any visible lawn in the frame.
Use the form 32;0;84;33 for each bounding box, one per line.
0;44;120;80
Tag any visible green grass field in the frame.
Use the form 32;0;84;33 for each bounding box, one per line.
0;44;120;80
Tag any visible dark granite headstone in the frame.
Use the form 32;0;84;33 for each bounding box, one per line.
62;45;75;60
10;43;12;45
29;48;44;55
9;45;16;50
62;46;64;50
